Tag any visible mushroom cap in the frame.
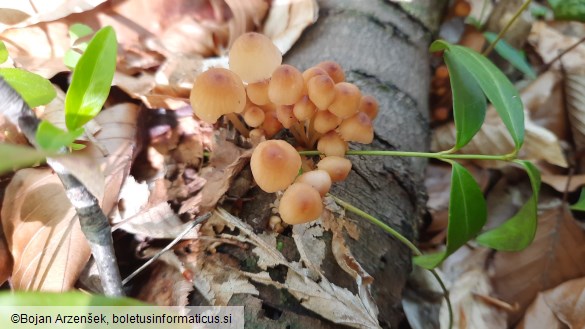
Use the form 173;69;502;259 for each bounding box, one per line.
190;68;246;123
329;82;362;119
269;64;304;105
293;95;317;121
279;182;323;224
250;140;301;192
317;60;345;83
261;111;283;138
243;106;266;128
358;95;379;120
313;110;342;134
317;131;348;157
247;79;271;106
317;156;352;182
307;74;336;110
229;32;282;83
338;112;374;144
275;105;297;129
295;170;332;197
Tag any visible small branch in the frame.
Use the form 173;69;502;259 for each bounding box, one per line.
482;0;532;57
1;79;124;296
542;34;585;72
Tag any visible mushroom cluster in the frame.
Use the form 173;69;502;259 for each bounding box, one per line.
190;32;378;226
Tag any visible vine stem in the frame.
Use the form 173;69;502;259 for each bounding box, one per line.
329;194;453;329
298;149;516;161
482;0;532;57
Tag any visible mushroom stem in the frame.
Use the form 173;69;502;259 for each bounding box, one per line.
226;112;250;138
307;119;322;148
289;124;306;146
292;121;310;146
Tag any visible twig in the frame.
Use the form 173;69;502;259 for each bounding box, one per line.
122;212;211;285
482;0;532;57
542;35;585;72
0;78;124;296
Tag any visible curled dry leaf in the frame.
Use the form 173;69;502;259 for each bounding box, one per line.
0;227;12;286
518;276;585;329
134;253;192;307
439;269;508;329
215;208;380;329
262;0;319;54
541;174;585;193
0;0;106;32
529;21;585;72
432;107;567;168
1;168;91;291
489;199;585;325
566;71;585;153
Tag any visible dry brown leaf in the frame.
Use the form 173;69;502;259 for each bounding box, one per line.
542;174;585;193
490;200;585;325
529;21;585;72
518;276;585;329
566;72;585;153
1;168;91;291
262;0;318;54
440;269;508;329
0;226;13;285
432;107;567;168
0;114;27;145
0;0;106;32
216;208;380;329
135;255;192;307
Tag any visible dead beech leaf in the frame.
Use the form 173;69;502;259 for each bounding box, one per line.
529;21;585;72
566;72;585;152
262;0;318;54
541;174;585;193
518;276;585;329
216;208;380;329
0;0;106;32
0;226;13;285
114;72;191;110
439;269;507;329
0;113;27;145
490;200;585;325
135;255;192;307
1;168;91;291
432;107;567;168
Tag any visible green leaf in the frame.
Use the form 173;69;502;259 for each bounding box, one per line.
68;23;94;44
484;32;537;79
430;40;525;151
65;26;117;131
476;160;541;251
570;187;585;212
551;0;585;21
0;291;146;306
36;120;84;152
444;50;486;150
0;40;7;64
64;24;94;70
0;68;56;107
0;143;50;174
414;162;487;269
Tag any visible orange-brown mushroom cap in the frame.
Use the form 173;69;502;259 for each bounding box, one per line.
279;182;323;224
317;156;352;182
229;32;282;83
295;170;332;197
190;68;246;123
338;112;374;144
250;140;301;192
329;82;361;119
269;64;304;105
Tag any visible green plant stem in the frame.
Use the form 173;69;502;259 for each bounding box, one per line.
482;0;532;57
299;149;516;161
329;194;453;329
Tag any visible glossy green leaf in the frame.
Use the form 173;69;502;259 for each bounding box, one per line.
476;160;541;251
0;143;49;174
64;24;94;70
0;291;146;306
570;187;585;212
444;50;486;150
0;68;56;107
550;0;585;21
65;26;117;131
36;120;84;152
484;32;537;79
431;40;525;151
0;40;7;64
414;162;487;269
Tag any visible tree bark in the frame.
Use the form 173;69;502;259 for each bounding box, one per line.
230;1;443;327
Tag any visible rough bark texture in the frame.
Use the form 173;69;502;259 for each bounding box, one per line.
233;1;442;327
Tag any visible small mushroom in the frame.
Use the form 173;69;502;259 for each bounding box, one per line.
190;68;246;123
358;95;379;120
250;140;301;192
313;110;342;134
329;82;362;119
317;60;345;83
317;156;352;182
247;79;271;106
243;106;266;128
295;170;332;197
293;95;317;121
279;182;323;224
338;112;374;144
307;74;336;110
229;32;282;83
269;64;305;106
317;131;348;157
